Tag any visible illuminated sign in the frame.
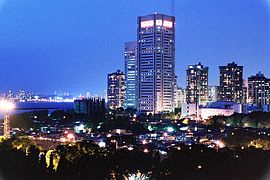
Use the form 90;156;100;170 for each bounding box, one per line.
141;20;173;28
156;20;162;26
141;20;154;28
163;20;173;28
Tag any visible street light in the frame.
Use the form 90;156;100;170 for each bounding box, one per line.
0;100;14;139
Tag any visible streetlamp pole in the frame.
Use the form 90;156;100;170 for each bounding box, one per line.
0;100;14;139
4;113;10;139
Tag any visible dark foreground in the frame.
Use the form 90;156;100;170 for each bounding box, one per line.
0;139;269;180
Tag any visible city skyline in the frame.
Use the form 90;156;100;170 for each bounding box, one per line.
0;0;269;95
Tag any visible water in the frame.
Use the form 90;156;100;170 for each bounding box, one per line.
0;102;74;118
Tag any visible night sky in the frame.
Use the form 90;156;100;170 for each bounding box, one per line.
0;0;269;96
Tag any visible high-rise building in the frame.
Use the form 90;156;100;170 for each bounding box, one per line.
242;79;248;104
186;62;209;105
208;86;219;102
124;42;137;109
137;13;175;113
107;70;125;109
248;72;270;107
174;87;186;108
219;62;243;103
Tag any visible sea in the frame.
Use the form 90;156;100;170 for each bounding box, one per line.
0;102;74;118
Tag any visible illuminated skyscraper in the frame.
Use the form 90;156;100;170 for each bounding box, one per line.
219;62;243;103
107;70;125;109
248;72;270;107
137;13;175;113
208;86;219;102
186;62;209;105
124;42;137;109
174;87;186;108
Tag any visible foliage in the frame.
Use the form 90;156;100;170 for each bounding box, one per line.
209;112;270;129
223;129;270;150
10;112;35;130
0;139;270;179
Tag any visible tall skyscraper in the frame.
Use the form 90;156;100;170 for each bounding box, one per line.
124;42;137;109
186;62;209;105
107;70;125;109
219;62;243;103
137;13;175;113
248;72;270;107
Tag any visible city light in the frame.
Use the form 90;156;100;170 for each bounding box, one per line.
98;141;106;148
142;140;147;145
127;146;134;151
143;148;149;153
141;20;154;28
163;20;173;28
0;100;14;139
0;100;14;111
66;133;75;140
214;140;225;148
167;127;174;133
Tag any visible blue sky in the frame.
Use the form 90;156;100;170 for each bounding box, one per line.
0;0;269;96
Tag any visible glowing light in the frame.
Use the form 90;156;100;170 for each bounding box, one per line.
127;146;134;151
156;20;162;26
182;119;188;124
142;140;147;145
215;140;225;148
143;148;149;153
107;133;112;137
0;100;14;111
163;20;173;28
159;150;167;155
66;133;75;140
98;141;106;148
116;129;121;134
141;20;154;28
78;124;84;130
180;126;188;131
167;127;174;133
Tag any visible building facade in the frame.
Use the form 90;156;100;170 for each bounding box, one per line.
219;62;243;103
124;42;138;109
107;70;125;109
174;87;186;108
186;62;209;105
248;72;270;107
137;13;175;113
208;86;219;103
74;98;105;116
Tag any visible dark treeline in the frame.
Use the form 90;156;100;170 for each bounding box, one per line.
209;111;270;129
0;139;269;180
